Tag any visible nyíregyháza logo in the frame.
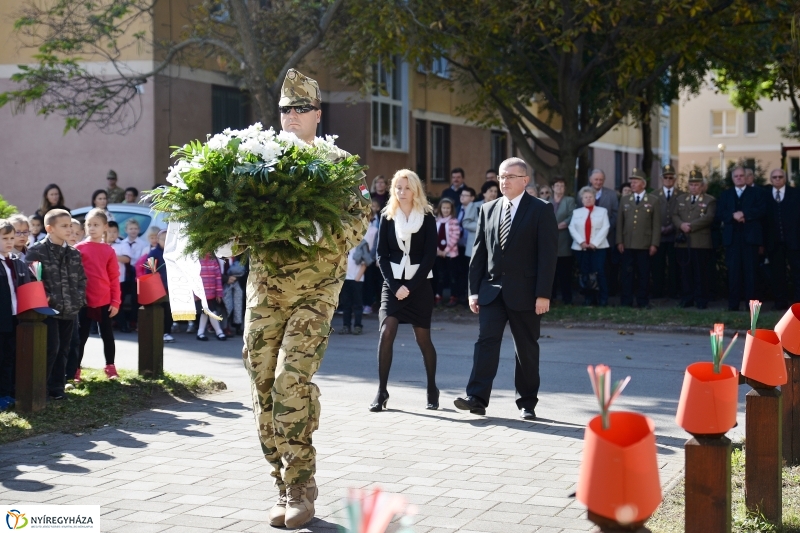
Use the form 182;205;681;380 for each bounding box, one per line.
6;510;28;530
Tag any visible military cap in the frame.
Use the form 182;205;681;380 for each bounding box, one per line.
688;170;703;183
661;164;676;176
107;169;118;180
629;168;647;181
279;68;321;108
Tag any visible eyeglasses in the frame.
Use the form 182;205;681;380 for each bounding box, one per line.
498;174;527;180
279;105;318;115
15;231;30;236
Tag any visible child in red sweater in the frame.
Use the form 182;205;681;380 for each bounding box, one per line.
74;209;121;380
197;254;226;341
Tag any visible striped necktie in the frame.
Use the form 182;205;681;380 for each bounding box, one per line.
499;202;512;250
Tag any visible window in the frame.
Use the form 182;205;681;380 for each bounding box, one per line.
745;111;757;135
614;150;623;186
372;57;408;150
430;123;450;182
660;123;671;166
431;57;450;79
212;86;249;134
491;131;507;173
711;110;737;136
416;120;427;181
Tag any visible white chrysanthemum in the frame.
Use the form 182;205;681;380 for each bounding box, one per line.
276;130;308;149
207;133;230;151
314;134;339;154
165;160;190;190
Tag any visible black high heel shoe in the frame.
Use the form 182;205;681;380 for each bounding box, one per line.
426;388;440;410
369;390;389;412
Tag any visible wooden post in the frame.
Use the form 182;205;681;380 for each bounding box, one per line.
745;382;782;525
15;310;47;413
784;353;800;465
684;436;732;533
137;298;165;377
587;511;651;532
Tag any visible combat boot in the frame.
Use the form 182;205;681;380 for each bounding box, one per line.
268;486;287;527
284;477;318;528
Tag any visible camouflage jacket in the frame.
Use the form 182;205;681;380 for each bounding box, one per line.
246;145;371;308
107;185;125;204
26;237;87;319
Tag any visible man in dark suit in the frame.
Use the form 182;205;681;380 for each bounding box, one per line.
454;157;558;419
764;168;800;310
716;165;766;311
588;169;620;295
440;167;467;216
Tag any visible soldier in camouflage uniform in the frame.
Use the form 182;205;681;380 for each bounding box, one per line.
242;69;370;529
106;170;125;204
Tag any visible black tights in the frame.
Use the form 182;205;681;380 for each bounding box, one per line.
377;317;438;394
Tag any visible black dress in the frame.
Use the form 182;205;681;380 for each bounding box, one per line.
377;213;437;328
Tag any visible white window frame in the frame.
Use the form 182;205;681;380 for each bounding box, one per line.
711;110;737;137
744;110;757;136
371;57;409;152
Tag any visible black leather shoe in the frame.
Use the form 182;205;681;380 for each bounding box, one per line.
454;396;485;415
426;388;440;410
369;390;389;412
520;408;536;420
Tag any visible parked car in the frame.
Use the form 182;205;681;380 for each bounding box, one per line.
71;204;167;239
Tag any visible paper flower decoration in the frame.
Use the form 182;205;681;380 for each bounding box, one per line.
749;299;762;333
344;488;415;533
710;323;738;374
587;365;631;430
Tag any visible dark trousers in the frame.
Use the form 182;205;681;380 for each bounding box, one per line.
363;264;382;308
454;246;469;300
725;236;758;310
552;256;574;304
121;280;138;327
45;317;74;396
163;300;173;333
768;244;800;307
77;306;116;369
340;280;364;328
65;317;80;381
466;292;541;410
677;247;711;307
575;249;608;305
0;325;16;397
652;240;679;298
621;248;651;306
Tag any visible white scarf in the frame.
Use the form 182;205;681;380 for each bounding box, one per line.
390;209;431;280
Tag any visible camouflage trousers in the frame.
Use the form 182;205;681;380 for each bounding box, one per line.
242;298;336;487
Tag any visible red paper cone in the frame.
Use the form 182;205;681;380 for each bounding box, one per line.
676;362;739;435
577;412;662;524
17;281;56;315
137;273;166;305
774;303;800;356
741;329;787;386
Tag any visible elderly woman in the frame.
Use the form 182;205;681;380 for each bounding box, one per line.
372;169;439;412
538;184;553;202
551;178;576;304
569;186;610;306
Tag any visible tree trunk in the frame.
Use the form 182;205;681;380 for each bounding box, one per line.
639;88;654;182
576;147;591;194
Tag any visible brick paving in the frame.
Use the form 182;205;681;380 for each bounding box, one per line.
0;386;685;532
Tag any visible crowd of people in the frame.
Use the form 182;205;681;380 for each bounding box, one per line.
0;172;248;410
348;163;798;316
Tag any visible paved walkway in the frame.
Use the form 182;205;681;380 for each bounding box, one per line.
0;319;736;532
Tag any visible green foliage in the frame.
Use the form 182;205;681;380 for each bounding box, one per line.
147;131;365;272
0;195;19;219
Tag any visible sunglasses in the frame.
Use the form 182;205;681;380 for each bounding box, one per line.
279;105;318;115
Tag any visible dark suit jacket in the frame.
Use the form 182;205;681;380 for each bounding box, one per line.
377;213;437;294
716;186;766;247
468;193;558;311
764;186;800;251
0;253;32;333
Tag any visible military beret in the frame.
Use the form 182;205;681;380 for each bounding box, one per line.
661;164;676;176
688;170;703;183
279;68;321;108
629;168;647;181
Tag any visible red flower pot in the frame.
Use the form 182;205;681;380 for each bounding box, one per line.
741;329;787;387
16;281;52;314
137;273;166;305
775;303;800;356
577;412;662;524
675;362;739;435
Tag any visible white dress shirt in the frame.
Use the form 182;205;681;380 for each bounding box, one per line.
736;187;745;197
773;186;786;201
663;187;674;200
1;257;16;315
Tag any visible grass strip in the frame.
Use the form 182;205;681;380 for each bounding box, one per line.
0;368;226;446
649;443;800;532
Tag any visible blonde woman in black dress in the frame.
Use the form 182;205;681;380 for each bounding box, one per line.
370;169;439;411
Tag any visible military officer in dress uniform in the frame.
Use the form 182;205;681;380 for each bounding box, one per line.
617;168;661;307
652;164;682;298
673;170;716;309
243;69;370;529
